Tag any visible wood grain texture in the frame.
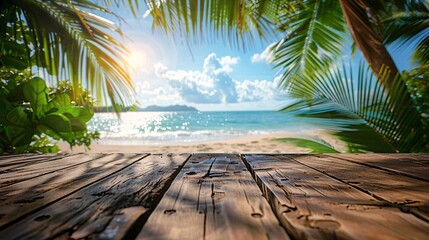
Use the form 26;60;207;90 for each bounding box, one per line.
375;153;429;161
0;154;189;239
137;154;289;240
0;153;104;187
0;154;36;161
329;153;429;181
295;154;429;222
0;153;148;230
0;153;66;171
243;154;429;240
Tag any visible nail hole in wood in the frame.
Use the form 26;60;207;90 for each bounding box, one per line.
164;209;176;215
251;213;263;218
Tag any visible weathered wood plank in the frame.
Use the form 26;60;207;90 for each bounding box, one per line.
296;154;429;203
375;153;429;162
0;153;189;240
0;153;149;230
0;153;106;188
137;154;289;240
328;154;429;181
0;153;35;160
295;154;429;222
0;153;66;171
243;154;429;240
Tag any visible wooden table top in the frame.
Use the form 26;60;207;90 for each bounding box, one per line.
0;153;428;239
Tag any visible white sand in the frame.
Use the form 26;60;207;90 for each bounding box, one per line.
58;131;344;154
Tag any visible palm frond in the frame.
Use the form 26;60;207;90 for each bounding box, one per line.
270;0;345;90
275;137;340;153
143;0;276;49
282;62;428;152
0;0;137;109
383;0;429;65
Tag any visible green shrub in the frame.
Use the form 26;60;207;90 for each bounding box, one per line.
0;68;99;154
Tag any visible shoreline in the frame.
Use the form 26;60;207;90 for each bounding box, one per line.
58;130;344;154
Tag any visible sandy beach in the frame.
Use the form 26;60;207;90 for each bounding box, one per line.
58;130;344;154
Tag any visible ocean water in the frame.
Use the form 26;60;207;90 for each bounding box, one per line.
88;111;316;145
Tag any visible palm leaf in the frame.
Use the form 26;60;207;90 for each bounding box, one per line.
383;1;429;65
270;0;345;90
0;0;138;110
275;137;340;153
282;61;428;152
143;0;276;49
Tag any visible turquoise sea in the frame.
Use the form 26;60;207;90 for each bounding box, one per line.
88;111;317;145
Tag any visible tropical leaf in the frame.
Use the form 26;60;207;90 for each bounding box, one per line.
0;0;137;109
38;113;73;142
282;61;428;152
270;0;346;90
23;77;48;117
275;137;340;153
3;108;33;147
143;0;276;49
383;0;429;65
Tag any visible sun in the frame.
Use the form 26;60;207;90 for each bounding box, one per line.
126;50;146;70
123;39;178;74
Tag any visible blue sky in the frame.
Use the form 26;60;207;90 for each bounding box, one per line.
112;5;415;111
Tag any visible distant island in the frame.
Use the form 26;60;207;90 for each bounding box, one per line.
139;105;198;112
94;105;198;112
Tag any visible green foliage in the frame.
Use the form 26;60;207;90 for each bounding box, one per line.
0;68;99;154
403;66;429;120
402;66;429;151
143;0;276;49
270;0;346;90
0;0;136;110
282;62;428;153
275;137;340;153
383;1;429;65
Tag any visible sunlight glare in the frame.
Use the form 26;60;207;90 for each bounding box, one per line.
127;50;146;70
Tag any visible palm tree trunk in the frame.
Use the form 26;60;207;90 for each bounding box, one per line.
339;0;399;90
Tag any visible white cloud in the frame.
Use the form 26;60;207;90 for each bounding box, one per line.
251;43;275;64
150;53;284;105
155;53;238;104
235;80;277;102
219;56;239;73
154;62;168;77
